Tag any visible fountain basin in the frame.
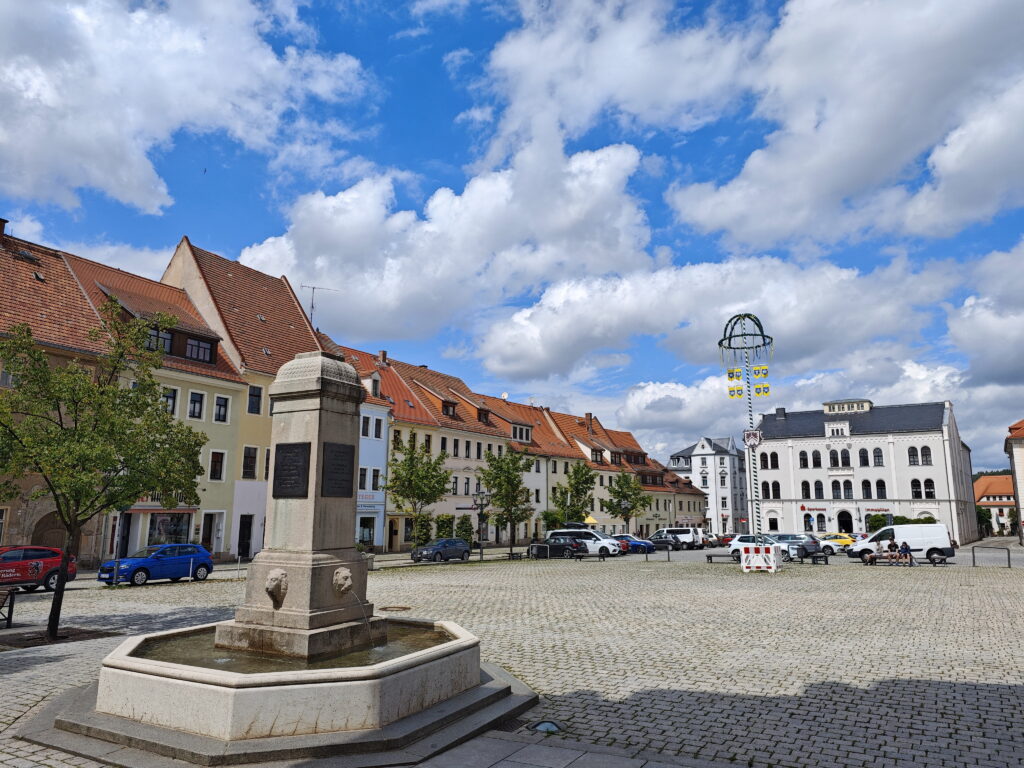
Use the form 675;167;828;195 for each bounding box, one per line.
95;618;481;740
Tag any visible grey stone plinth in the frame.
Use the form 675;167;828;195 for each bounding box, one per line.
214;615;387;659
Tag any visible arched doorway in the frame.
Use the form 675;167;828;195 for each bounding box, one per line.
837;511;853;533
816;513;826;532
803;513;813;531
32;511;76;549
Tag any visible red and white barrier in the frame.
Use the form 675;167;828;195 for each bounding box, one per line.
741;544;781;573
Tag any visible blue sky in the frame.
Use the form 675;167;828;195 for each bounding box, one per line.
2;0;1023;468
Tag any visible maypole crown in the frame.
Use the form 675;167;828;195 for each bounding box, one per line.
718;313;774;363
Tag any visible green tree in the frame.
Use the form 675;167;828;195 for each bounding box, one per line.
477;449;535;556
541;508;564;532
383;431;451;547
976;505;993;536
455;514;474;546
865;514;887;532
552;462;597;524
601;471;652;534
435;513;455;538
0;301;207;640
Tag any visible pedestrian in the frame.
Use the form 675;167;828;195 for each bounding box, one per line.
898;540;912;566
867;539;886;565
886;538;899;564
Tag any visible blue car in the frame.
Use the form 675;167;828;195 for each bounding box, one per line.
98;544;213;586
613;534;656;554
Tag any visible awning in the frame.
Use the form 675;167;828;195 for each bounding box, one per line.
584;515;598;525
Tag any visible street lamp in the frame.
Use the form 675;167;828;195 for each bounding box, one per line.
718;313;774;543
473;491;491;545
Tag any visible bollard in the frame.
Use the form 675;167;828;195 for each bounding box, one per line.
236;555;241;580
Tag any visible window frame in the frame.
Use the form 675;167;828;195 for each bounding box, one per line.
185;337;213;363
247;385;263;416
209;450;226;482
241;446;259;480
187;390;206;421
162;387;179;418
213;395;230;424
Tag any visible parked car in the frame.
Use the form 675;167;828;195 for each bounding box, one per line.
818;533;855;554
728;534;780;560
97;544;212;586
847;524;955;563
0;546;77;592
411;538;471;562
703;532;722;548
649;531;682;550
531;536;587;559
548;528;620;557
610;536;630;554
613;534;656;554
771;533;823;560
720;533;738;546
652;527;705;550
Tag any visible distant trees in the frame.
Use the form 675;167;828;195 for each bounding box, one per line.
477;449;535;556
383;432;451;547
602;471;652;534
550;462;597;527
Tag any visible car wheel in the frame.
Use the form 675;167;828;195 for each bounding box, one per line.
731;551;741;562
781;552;792;563
433;552;442;562
193;565;209;581
20;584;40;592
860;550;873;564
43;571;60;591
599;546;609;556
131;569;149;586
926;549;941;562
461;551;470;561
562;548;573;559
822;546;835;556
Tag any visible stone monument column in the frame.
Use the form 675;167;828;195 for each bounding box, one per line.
215;351;385;658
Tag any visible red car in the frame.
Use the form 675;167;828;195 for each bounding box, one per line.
720;533;737;546
0;546;77;592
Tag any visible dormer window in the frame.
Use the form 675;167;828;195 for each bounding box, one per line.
611;452;621;465
478;409;490;425
371;375;380;398
185;338;212;362
591;449;604;464
148;329;172;353
512;425;532;442
442;401;457;417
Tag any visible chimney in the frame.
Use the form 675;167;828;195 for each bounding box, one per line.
0;218;7;238
379;350;388;364
585;412;593;435
775;407;786;420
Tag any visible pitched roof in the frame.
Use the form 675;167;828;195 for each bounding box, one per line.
0;235;106;356
758;402;947;438
1008;419;1024;441
316;335;398;410
671;437;738;458
387;359;508;438
63;253;243;384
183;239;320;375
974;474;1015;502
475;393;580;458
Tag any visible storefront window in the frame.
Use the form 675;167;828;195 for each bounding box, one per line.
358;516;375;545
148;513;191;545
403;517;413;542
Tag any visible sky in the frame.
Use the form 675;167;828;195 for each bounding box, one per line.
2;0;1023;469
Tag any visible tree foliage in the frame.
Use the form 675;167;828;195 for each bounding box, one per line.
0;301;207;639
601;471;652;533
455;514;474;546
383;431;451;547
435;513;455;538
551;462;596;524
477;449;535;555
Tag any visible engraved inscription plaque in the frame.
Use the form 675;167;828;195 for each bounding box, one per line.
322;442;355;498
272;442;311;498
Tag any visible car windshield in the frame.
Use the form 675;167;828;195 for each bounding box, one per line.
423;540;446;547
128;546;164;559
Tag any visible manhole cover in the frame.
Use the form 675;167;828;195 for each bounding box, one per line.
379;606;411;612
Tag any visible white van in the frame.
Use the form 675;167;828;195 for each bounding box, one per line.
653;527;705;550
847;523;955;563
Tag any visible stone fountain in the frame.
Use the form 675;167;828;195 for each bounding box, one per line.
19;352;535;766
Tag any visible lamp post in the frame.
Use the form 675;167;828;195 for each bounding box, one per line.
719;314;774;543
473;491;491;546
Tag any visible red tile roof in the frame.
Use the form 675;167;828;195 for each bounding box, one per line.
63;253;243;384
184;239;320;375
974;474;1016;503
1009;419;1024;441
0;236;106;356
388;360;508;438
475;393;580;458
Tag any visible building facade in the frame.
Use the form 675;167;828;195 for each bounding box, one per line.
1005;419;1024;542
974;474;1016;535
669;437;747;534
747;399;977;543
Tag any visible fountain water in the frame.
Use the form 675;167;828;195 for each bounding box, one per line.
23;353;536;765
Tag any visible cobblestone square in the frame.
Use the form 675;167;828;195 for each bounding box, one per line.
2;557;1023;767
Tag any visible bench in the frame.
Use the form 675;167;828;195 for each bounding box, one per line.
0;588;15;629
706;553;738;564
506;552;524;561
789;553;830;565
863;554;951;567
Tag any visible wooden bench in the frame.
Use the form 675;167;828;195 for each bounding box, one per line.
0;588;15;630
789;553;830;565
864;554;950;567
706;553;738;564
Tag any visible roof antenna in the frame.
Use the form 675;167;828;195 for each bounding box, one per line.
300;284;339;327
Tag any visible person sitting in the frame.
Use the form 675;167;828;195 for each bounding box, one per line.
866;540;886;564
886;538;899;564
898;540;912;566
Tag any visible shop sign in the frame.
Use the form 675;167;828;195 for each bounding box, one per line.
800;505;827;512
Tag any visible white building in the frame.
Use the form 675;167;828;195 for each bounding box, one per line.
747;399;977;543
669;437;747;535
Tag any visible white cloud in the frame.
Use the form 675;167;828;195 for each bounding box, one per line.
241;137;651;337
442;48;473;78
668;0;1024;247
0;0;369;213
477;254;956;379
